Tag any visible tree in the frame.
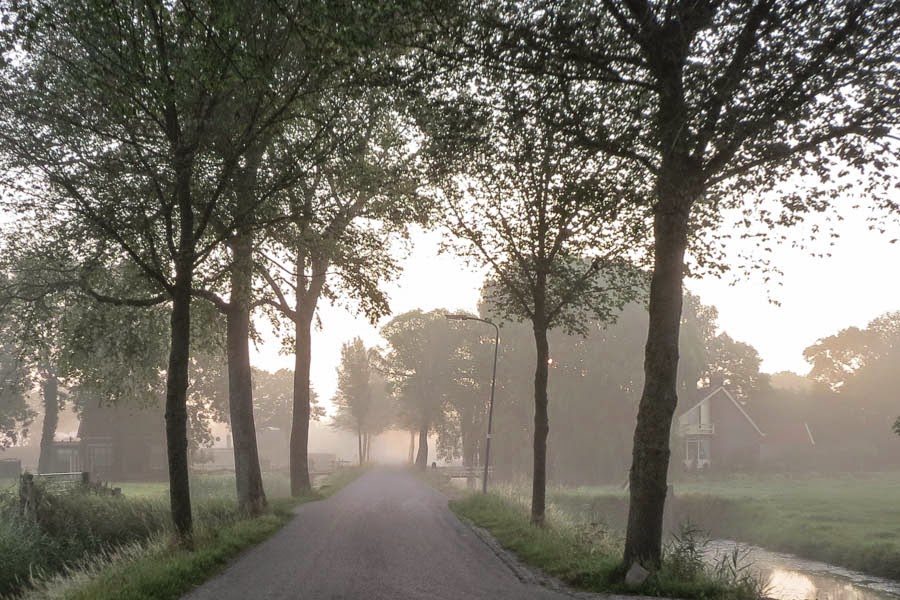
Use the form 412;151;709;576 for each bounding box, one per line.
474;0;900;565
253;368;324;431
260;95;424;494
807;311;900;462
0;319;32;449
803;320;894;391
0;0;345;538
423;61;647;523
380;310;468;469
332;338;373;465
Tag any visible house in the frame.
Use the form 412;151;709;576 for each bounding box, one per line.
50;400;166;481
677;386;766;471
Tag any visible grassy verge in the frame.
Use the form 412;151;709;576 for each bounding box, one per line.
3;467;365;600
451;493;762;600
550;473;900;580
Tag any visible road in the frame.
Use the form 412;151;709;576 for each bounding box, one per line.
182;468;586;600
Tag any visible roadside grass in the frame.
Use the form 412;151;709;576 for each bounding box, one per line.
1;467;364;600
549;472;900;581
450;491;762;600
114;470;295;501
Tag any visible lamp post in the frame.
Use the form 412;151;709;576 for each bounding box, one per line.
445;313;499;494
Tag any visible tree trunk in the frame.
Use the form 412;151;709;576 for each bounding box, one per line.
224;151;266;514
408;430;415;464
624;186;692;568
531;321;550;525
290;306;314;496
415;422;428;469
357;428;363;466
37;367;59;474
225;297;266;514
164;155;195;542
165;266;193;541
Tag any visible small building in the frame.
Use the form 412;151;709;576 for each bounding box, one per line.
50;400;166;481
677;386;766;471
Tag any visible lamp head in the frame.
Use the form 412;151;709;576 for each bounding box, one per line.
444;314;470;321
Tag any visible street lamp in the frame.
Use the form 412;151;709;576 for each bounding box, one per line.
445;313;499;494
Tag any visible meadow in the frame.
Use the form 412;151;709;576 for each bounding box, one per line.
548;472;900;580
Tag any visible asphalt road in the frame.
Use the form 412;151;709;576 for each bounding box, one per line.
182;468;584;600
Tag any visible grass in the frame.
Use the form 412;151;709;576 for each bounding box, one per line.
114;470;296;500
1;467;365;600
450;491;762;600
549;472;900;581
10;500;298;600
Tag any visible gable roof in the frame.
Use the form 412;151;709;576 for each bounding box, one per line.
680;386;766;437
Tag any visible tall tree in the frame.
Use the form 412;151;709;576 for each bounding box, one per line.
423;64;647;523
474;0;899;565
260;96;423;494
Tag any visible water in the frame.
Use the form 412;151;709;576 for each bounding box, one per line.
706;540;900;600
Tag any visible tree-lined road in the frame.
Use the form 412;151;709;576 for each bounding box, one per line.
183;469;580;599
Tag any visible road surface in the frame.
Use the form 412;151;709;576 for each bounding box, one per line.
182;468;587;599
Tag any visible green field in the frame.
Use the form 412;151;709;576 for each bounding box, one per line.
548;472;900;580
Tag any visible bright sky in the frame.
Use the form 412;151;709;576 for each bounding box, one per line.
251;209;900;412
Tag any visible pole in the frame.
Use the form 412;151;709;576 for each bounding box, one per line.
483;321;499;494
444;314;500;494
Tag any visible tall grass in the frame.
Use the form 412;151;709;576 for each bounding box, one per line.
451;489;766;600
0;467;365;599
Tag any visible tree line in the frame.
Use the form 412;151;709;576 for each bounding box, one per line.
1;0;898;572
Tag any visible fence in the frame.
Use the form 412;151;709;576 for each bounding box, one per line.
18;472;91;522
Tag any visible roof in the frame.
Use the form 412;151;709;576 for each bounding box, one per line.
680;386;766;437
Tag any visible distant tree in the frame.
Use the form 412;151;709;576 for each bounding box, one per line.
820;312;900;462
253;368;324;431
803;327;882;391
380;310;469;469
332;338;374;465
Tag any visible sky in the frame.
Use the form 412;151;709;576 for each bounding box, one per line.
250;208;900;414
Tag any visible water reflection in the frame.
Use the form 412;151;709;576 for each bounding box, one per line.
706;540;900;600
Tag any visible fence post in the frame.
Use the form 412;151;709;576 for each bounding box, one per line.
18;472;37;523
81;471;90;485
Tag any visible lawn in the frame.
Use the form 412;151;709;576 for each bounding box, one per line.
548;472;900;580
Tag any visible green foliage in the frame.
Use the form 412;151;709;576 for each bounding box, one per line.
332;338;373;434
0;337;32;448
252;368;323;429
